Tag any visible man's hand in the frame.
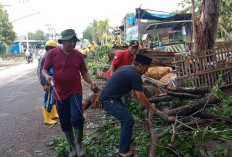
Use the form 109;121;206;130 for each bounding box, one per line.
43;85;49;93
45;76;54;85
91;82;98;92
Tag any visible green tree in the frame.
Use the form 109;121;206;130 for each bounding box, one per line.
28;29;48;40
95;19;113;45
82;19;113;45
82;20;98;41
0;3;16;53
220;0;232;33
179;0;232;33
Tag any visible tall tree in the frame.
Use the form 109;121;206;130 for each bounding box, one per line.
0;3;16;52
83;20;98;41
82;19;113;45
180;0;232;50
28;29;48;40
194;0;221;51
95;19;113;46
220;0;232;33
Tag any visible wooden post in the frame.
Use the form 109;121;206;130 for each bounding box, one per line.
124;17;127;42
191;0;197;52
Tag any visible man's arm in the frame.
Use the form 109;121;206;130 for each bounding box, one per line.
135;90;177;122
109;51;123;76
81;71;98;91
134;91;156;115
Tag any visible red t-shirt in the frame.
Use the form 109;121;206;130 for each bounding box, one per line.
43;47;87;100
105;49;135;79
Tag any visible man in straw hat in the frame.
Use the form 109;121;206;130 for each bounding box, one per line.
42;29;98;157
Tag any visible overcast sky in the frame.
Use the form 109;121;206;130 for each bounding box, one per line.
1;0;183;38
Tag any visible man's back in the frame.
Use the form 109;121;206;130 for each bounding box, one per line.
100;65;143;100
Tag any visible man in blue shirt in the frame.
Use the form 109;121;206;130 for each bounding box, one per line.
99;54;156;157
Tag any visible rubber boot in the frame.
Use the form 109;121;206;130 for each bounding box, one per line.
73;128;85;157
41;106;57;125
51;104;59;119
64;129;77;157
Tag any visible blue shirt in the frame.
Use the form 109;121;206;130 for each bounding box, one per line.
100;65;143;101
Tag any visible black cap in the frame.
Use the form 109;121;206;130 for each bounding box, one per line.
135;54;152;65
129;40;139;47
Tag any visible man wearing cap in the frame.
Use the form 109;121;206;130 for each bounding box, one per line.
105;40;139;79
42;29;98;157
99;54;156;157
105;40;139;106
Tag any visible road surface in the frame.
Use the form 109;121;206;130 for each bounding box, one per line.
0;60;63;157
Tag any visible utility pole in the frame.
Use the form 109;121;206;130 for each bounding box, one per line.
45;24;56;40
19;0;29;3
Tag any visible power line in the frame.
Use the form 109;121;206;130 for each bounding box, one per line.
10;12;41;23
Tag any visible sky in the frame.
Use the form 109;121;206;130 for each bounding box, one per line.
1;0;183;38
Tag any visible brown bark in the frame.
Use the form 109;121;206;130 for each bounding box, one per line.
138;48;176;67
143;84;161;98
165;94;220;116
149;95;174;103
82;94;94;110
148;112;159;157
108;46;128;61
195;0;221;51
194;112;232;122
167;91;201;99
167;87;210;95
91;94;100;108
142;75;168;89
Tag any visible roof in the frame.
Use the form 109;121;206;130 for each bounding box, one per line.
145;20;192;30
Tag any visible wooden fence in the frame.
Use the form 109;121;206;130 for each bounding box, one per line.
173;45;232;87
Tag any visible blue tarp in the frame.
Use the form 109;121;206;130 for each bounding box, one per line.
127;8;192;24
127;15;136;24
136;8;191;21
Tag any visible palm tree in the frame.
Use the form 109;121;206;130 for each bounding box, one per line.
95;19;114;46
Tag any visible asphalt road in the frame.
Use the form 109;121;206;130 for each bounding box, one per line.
0;60;63;157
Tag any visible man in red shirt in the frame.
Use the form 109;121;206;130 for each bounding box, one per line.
105;40;139;106
105;40;139;79
42;29;97;157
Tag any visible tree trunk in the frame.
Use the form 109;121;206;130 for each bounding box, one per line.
195;0;221;51
167;91;201;99
165;94;220;116
167;86;210;95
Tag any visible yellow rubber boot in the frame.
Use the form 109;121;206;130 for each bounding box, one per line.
41;106;58;125
51;104;59;119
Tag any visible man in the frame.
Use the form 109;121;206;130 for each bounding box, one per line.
99;54;156;157
105;40;139;106
37;45;46;60
38;40;58;125
105;40;139;79
80;46;89;58
88;40;96;56
42;29;97;157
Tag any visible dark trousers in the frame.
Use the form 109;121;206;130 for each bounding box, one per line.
100;99;134;153
56;94;84;132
